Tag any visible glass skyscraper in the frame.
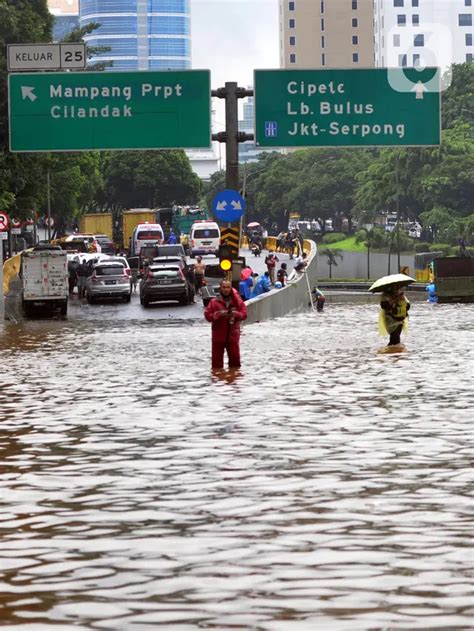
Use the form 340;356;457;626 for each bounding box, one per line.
80;0;191;71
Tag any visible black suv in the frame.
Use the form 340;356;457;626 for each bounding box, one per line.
140;264;191;307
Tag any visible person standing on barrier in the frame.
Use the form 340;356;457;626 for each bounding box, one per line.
204;279;247;369
265;250;279;284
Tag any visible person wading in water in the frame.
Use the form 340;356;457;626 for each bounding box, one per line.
204;279;247;369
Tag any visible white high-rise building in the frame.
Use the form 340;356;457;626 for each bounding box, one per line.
374;0;473;68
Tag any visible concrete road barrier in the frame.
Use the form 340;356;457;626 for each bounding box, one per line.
246;239;317;324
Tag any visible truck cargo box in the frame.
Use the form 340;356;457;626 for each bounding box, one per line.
21;248;68;316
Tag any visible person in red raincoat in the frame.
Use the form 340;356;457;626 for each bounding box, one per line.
204;279;248;369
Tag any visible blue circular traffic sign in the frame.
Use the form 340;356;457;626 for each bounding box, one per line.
211;189;246;223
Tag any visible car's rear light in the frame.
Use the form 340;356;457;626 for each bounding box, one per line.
179;269;185;280
125;268;131;277
202;279;207;286
191;240;195;246
147;271;153;279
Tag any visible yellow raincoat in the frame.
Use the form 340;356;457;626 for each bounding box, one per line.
378;291;410;337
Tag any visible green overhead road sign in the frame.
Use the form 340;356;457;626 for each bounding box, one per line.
9;70;211;152
255;68;441;148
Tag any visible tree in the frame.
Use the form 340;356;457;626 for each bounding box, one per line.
0;0;53;217
101;151;201;211
61;22;113;71
442;63;474;130
355;226;388;279
318;247;343;279
202;169;226;209
417;123;474;218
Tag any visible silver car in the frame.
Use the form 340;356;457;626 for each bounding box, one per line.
86;262;132;304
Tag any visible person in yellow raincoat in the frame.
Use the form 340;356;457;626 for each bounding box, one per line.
379;283;410;346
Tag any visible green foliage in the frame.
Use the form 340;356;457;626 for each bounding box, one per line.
414;242;432;253
61;22;113;71
320;236;366;252
0;0;53;146
101;151;201;211
442;63;474;130
0;1;53;216
322;232;346;244
355;226;388;249
430;243;456;256
318;247;343;278
202;169;226;209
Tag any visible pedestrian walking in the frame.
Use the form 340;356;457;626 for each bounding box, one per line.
67;260;78;295
194;256;206;294
204;279;247;369
379;284;410;346
276;231;285;253
76;259;89;298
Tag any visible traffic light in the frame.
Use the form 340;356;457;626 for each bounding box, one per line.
219;244;233;272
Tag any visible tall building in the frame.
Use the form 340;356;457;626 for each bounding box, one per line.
374;0;474;68
48;0;79;42
280;0;473;70
79;0;191;71
279;0;375;68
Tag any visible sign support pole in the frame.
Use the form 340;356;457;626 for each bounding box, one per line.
212;84;254;261
395;153;401;273
46;167;52;243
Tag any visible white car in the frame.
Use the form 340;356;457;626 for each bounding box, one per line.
94;254;132;278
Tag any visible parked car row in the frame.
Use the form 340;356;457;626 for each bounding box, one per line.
69;245;196;307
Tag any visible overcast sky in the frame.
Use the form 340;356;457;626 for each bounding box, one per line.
191;0;280;129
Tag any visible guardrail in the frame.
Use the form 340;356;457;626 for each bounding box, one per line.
2;253;21;296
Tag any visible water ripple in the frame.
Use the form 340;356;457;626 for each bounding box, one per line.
0;302;473;629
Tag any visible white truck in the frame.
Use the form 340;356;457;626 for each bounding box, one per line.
21;247;68;317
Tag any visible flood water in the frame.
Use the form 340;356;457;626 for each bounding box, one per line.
0;301;473;630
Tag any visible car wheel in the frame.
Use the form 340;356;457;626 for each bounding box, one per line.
123;294;131;303
142;298;150;308
203;299;210;307
60;302;68;316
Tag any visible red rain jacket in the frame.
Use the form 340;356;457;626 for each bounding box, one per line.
204;289;248;343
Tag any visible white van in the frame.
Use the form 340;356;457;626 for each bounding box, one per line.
131;223;164;256
190;221;220;257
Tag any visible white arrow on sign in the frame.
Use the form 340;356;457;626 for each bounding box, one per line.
216;201;227;211
21;86;37;102
231;200;242;210
411;81;428;100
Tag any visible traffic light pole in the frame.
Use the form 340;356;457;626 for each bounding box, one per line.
212;84;254;281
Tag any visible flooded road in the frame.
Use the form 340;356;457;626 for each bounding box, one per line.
0;300;473;630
